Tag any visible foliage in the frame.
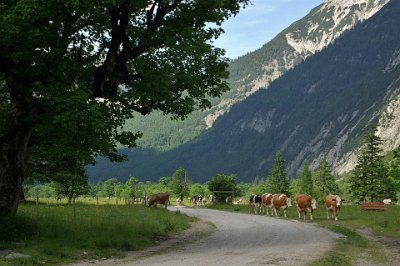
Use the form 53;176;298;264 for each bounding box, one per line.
266;153;290;195
297;161;314;196
348;128;396;202
312;160;340;202
0;0;250;216
189;183;206;197
168;167;191;200
207;174;239;202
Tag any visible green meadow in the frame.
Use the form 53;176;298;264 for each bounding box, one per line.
0;200;194;266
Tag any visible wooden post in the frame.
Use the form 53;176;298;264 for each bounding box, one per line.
36;186;39;220
73;195;76;219
132;196;135;208
96;196;99;216
115;191;118;207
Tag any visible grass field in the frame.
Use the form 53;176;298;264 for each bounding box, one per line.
208;202;400;265
0;200;194;266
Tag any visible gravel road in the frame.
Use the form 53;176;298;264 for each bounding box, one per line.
71;206;339;266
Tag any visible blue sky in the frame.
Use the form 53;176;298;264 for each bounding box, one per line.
214;0;324;59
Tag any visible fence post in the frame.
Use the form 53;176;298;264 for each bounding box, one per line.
96;196;99;216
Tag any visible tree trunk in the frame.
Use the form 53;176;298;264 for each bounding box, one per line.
0;102;34;217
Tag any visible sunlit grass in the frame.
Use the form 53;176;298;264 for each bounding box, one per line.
0;200;194;265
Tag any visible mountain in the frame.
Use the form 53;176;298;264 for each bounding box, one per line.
87;0;400;183
123;0;389;152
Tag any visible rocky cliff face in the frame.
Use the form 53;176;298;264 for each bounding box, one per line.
204;0;389;128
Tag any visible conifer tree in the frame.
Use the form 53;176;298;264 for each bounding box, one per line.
267;153;290;195
312;160;340;202
298;161;314;196
349;128;395;202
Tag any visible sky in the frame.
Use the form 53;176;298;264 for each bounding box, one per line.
214;0;324;59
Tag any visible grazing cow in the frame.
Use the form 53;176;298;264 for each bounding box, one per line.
148;192;170;208
249;195;262;214
383;199;392;206
295;194;317;220
272;194;292;218
325;194;343;221
176;198;182;206
260;193;273;215
209;194;217;204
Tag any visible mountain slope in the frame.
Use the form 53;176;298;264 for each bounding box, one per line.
124;0;389;152
87;0;400;183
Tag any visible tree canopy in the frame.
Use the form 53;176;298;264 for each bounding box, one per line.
0;0;249;217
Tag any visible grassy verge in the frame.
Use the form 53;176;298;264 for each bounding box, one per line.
0;201;194;266
207;203;400;265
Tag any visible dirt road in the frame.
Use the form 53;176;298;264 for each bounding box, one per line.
72;206;339;266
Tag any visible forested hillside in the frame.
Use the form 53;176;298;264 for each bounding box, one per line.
124;0;389;151
88;0;400;183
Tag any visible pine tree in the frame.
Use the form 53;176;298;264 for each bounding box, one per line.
349;128;395;202
312;160;340;202
298;161;314;196
267;153;290;195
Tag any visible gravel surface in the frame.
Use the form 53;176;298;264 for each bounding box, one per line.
70;206;339;266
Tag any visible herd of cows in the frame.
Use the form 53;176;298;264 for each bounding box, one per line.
146;191;343;221
147;190;396;223
249;193;342;221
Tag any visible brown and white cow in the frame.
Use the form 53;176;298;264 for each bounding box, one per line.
148;192;170;208
325;194;342;221
272;194;292;218
295;194;317;220
260;193;273;215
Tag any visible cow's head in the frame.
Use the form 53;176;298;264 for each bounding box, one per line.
286;197;292;207
311;198;317;210
335;195;342;208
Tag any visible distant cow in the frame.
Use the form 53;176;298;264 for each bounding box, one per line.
325;194;343;221
272;194;292;218
249;195;262;214
209;194;217;204
260;193;273;215
383;199;392;206
295;194;317;220
148;192;170;208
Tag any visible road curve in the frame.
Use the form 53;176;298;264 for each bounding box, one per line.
122;206;337;266
70;206;339;266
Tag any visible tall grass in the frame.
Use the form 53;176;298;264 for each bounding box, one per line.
0;200;194;265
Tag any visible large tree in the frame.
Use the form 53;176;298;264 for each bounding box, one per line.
312;160;340;202
349;128;395;202
0;0;248;217
266;152;290;195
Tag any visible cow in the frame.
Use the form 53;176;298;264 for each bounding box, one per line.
271;194;292;218
295;194;317;220
260;193;273;215
175;198;182;206
383;199;392;206
209;194;217;204
148;192;170;208
325;194;343;221
249;195;262;214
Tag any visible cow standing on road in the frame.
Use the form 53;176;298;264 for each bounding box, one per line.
272;194;292;218
249;195;262;214
295;194;317;220
325;194;343;221
260;193;273;215
148;192;170;208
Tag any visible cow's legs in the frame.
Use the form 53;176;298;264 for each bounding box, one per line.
297;208;301;219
